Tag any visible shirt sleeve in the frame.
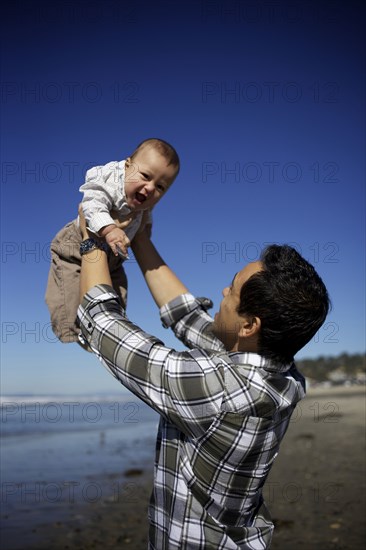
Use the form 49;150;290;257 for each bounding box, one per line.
77;285;226;438
160;293;225;353
79;161;123;233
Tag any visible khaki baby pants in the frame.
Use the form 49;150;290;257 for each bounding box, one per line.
45;219;127;344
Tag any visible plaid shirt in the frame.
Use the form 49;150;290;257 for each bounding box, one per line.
78;285;305;549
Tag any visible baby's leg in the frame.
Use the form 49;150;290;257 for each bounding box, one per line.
45;220;83;343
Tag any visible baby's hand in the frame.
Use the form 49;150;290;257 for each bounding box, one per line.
104;226;130;257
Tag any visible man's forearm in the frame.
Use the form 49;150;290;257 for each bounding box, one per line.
131;232;189;308
80;249;112;303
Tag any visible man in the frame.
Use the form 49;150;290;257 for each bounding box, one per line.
77;208;330;549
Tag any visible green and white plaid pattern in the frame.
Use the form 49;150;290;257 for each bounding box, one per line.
78;285;305;549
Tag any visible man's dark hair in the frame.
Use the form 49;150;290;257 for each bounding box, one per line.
237;245;330;365
130;138;180;172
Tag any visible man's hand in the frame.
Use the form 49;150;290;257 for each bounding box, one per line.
110;209;135;230
78;204;90;240
135;209;152;239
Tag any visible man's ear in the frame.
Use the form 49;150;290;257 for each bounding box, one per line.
238;316;261;339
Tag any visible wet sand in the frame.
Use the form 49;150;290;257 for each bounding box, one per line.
1;385;365;549
266;385;366;549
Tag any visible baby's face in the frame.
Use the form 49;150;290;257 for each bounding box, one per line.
124;147;178;211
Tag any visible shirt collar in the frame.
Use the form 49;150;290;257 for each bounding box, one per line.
229;351;293;373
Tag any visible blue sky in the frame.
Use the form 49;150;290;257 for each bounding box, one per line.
1;0;365;396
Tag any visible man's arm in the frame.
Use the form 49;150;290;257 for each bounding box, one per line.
79;206;113;300
131;230;224;352
79;247;112;301
131;229;189;308
77;208;225;438
79;208;222;354
79;205;186;307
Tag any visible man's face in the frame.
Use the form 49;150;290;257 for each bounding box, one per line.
124;147;178;211
212;261;263;351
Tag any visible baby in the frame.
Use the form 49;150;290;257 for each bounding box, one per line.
45;137;180;347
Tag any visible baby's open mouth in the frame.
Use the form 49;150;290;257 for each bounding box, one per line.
135;192;147;203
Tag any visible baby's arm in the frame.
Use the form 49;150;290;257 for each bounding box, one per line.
79;161;122;234
80;161;133;257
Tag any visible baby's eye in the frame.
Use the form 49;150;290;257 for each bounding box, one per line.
141;172;150;179
157;184;165;192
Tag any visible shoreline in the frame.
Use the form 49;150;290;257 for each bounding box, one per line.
1;385;365;550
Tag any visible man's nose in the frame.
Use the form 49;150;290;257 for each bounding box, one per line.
222;287;229;297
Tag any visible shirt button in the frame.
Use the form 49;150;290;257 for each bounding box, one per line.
88;322;92;328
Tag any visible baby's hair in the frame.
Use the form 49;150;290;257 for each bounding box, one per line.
130;138;180;172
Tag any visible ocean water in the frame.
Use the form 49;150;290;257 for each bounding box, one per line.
1;393;159;437
1;393;159;548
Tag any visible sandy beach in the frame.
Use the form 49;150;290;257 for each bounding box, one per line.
1;385;365;550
